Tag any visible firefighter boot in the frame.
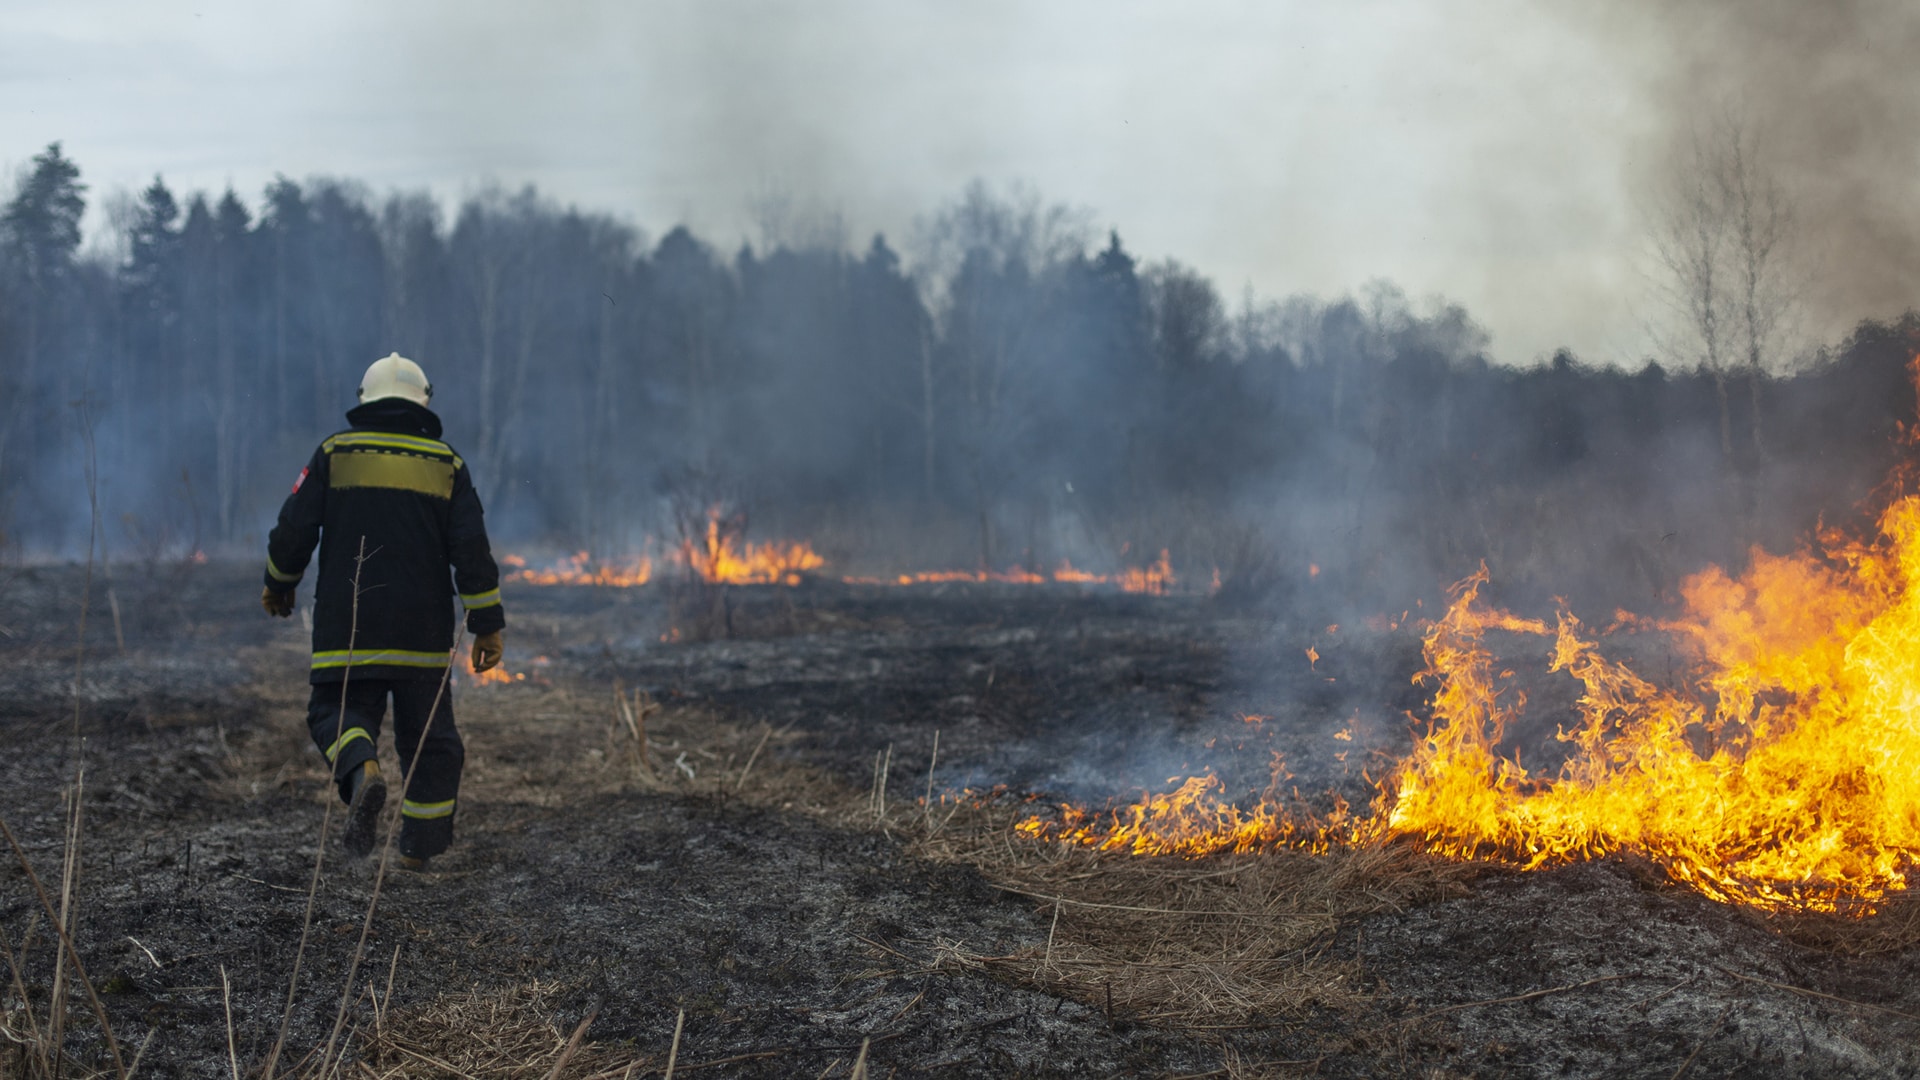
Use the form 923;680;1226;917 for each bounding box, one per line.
342;761;387;858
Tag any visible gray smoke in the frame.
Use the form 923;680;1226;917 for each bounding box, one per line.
1581;1;1920;338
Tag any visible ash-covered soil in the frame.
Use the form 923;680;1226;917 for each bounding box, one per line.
1;561;1916;1078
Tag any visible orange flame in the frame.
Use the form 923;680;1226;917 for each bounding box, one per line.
1014;773;1348;857
678;510;824;585
1382;522;1920;913
1027;528;1920;911
462;649;519;686
841;551;1184;592
1022;356;1920;914
508;551;654;587
503;510;825;588
1116;550;1176;595
508;540;1191;593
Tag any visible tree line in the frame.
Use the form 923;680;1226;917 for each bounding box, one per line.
1;142;1912;611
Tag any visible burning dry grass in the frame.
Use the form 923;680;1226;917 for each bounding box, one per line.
1761;887;1920;955
229;652;1920;1043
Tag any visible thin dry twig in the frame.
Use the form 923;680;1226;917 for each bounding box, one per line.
265;536;371;1080
921;731;939;827
542;1006;599;1080
1714;965;1920;1021
124;1028;158;1080
318;628;467;1074
375;942;401;1044
1670;1004;1735;1080
663;1049;784;1073
0;919;53;1077
49;766;82;1066
221;964;241;1080
734;724;774;791
993;884;1331;920
383;1039;481;1078
0;814;127;1078
1402;974;1639;1025
662;1008;686;1080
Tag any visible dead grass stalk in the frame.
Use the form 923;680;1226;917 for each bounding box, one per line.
820;783;1476;1030
350;981;638;1080
313;627;467;1076
263;536;370;1080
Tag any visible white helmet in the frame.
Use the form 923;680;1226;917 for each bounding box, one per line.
359;352;432;406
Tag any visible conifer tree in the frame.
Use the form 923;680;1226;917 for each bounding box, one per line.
0;142;87;499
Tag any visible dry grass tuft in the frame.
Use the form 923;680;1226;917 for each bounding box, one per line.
894;798;1477;1029
1767;887;1920;955
216;649;842;817
347;980;640;1079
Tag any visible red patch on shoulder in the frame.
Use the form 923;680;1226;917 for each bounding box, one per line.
292;466;309;494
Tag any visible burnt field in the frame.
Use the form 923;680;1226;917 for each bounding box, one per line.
2;561;1919;1079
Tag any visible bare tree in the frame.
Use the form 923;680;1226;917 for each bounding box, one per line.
1653;132;1733;457
1722;122;1796;461
450;185;552;507
1649;112;1801;463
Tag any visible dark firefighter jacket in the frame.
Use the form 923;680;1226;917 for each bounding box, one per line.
264;398;505;683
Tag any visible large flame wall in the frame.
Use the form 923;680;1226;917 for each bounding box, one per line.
1024;362;1920;915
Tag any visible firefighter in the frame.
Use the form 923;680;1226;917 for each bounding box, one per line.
261;353;505;870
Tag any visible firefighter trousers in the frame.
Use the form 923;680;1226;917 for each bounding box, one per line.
306;678;464;859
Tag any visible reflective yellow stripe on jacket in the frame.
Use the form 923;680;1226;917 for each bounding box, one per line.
460;588;501;610
322;432;462;500
311;648;450;671
322;431;464;467
329;451;456;499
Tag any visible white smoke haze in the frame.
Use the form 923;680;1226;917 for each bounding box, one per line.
3;0;1918;616
0;0;1787;366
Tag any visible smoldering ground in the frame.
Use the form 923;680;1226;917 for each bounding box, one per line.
3;564;1918;1078
1575;0;1920;340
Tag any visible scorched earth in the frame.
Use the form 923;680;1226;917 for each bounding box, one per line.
1;563;1917;1078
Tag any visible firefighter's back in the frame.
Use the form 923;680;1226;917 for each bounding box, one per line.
308;427;466;676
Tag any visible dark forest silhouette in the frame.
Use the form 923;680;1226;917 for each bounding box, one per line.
2;142;1915;613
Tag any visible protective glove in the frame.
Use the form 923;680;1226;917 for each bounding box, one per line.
262;586;295;618
472;630;504;673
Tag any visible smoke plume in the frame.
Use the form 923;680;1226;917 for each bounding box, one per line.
1590;1;1920;337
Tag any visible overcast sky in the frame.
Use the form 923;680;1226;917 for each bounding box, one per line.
0;1;1808;366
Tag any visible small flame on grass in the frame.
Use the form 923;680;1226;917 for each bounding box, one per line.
509;551;654;587
1015;771;1354;858
463;651;518;686
678;508;824;586
842;550;1183;593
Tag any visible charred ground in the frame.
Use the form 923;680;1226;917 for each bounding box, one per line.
1;563;1917;1078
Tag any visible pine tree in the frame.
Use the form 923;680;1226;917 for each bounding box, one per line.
0;142;87;502
123;176;184;458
